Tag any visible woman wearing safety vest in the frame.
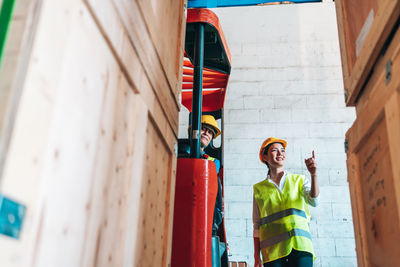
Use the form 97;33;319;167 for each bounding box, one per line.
253;137;320;267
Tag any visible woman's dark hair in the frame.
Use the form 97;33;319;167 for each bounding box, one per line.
263;144;272;171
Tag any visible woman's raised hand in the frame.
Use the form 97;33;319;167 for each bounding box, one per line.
305;150;317;175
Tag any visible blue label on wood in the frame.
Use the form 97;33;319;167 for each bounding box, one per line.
0;194;26;239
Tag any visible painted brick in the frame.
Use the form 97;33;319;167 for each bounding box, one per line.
226;202;252;219
292;138;346;154
335;238;356;257
260;109;292;123
229;68;258;82
310;168;330;186
292;108;356;123
308;123;345;138
225;219;247;237
224;123;276;139
226;109;260;124
224;169;266;186
242;43;258;56
317;220;354;238
332;203;353;221
313;238;336;256
235;55;262;68
246;219;254;237
224;97;244;109
315;153;347;170
329;168;349;185
254;66;343;82
274;123;309;138
225;138;261;154
227;81;260;97
320;186;351;203
228;43;243;56
313;257;322;267
225;185;253;202
274;95;307;109
243;95;273;109
258;81;293;96
225;236;253;261
310;220;318;237
225;153;261;170
306;94;346;108
310;203;333;222
320;257;357;267
258;80;345;96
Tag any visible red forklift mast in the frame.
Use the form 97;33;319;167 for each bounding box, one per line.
171;8;231;267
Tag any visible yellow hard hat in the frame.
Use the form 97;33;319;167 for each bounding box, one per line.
201;115;221;139
259;137;287;163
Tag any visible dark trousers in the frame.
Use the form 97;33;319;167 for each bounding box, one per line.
263;250;313;267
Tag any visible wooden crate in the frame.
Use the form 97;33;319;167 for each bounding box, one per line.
0;0;185;266
355;25;400;115
335;0;400;105
346;90;400;266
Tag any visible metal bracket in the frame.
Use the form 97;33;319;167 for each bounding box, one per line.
344;139;349;153
0;194;26;239
386;59;392;85
344;89;349;103
173;142;178;156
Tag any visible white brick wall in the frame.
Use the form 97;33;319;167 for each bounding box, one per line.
179;2;357;266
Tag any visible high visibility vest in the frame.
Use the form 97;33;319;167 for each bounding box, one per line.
203;154;215;161
253;173;315;263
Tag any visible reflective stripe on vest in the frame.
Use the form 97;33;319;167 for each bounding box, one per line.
260;228;312;248
260;208;306;225
253;173;315;263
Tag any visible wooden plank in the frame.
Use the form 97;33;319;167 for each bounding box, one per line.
344;22;400;265
0;0;86;265
111;0;182;122
339;0;378;74
346;90;400;266
137;0;186;104
346;153;369;267
22;3;134;266
345;30;400;152
0;0;42;179
346;0;400;105
132;119;175;266
335;0;400;105
0;1;180;267
384;92;400;237
355;28;400;115
335;0;349;95
84;0;182;142
356;118;400;266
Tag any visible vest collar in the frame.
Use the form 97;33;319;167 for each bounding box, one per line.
267;171;287;192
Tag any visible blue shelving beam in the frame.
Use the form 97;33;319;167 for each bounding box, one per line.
188;0;322;8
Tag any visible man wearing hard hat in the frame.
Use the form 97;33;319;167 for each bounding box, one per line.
253;137;320;267
198;115;223;235
198;115;221;174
